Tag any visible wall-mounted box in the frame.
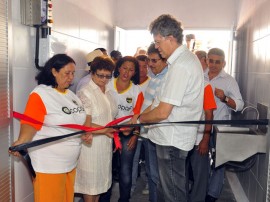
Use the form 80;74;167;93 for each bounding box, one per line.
21;0;53;27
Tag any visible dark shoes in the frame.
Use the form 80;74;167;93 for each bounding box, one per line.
205;195;217;202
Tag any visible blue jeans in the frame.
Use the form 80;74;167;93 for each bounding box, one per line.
156;145;189;202
131;138;143;192
118;133;137;202
188;146;210;202
207;166;225;198
146;139;160;202
207;135;225;198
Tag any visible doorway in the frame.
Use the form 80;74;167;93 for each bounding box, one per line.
114;28;232;73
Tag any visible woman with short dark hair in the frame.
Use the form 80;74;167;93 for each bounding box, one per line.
75;56;118;202
10;54;88;202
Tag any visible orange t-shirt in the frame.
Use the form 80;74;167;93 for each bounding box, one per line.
203;83;217;110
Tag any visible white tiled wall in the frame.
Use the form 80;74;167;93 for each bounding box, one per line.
235;0;270;201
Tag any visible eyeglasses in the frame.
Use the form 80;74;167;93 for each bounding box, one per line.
153;36;167;46
154;40;161;46
147;58;161;63
95;73;112;79
208;59;223;65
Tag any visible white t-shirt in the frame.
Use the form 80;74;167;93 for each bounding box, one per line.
24;85;86;173
108;78;144;119
139;76;151;95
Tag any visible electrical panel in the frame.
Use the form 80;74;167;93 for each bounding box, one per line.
21;0;53;27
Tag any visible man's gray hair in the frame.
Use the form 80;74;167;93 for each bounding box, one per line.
208;48;225;58
149;14;183;44
195;50;207;59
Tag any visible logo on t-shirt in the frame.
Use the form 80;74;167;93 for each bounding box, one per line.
62;106;85;114
126;97;133;103
62;107;71;114
118;105;132;111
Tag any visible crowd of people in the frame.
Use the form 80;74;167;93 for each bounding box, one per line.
9;14;244;202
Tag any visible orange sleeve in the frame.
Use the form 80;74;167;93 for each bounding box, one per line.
21;92;47;130
133;92;144;115
204;84;217;110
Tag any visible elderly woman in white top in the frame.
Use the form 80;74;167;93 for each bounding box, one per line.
75;56;117;202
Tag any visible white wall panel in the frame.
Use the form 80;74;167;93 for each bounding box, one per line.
12;23;35;69
13;68;37;112
53;0;80;37
76;0;115;26
115;0;239;29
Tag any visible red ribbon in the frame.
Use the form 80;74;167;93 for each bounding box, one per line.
13;111;132;150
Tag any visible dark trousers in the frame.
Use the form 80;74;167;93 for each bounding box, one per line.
188;146;210;202
118;133;137;202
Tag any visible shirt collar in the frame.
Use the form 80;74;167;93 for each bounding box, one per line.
155;66;168;77
90;78;110;93
167;45;186;66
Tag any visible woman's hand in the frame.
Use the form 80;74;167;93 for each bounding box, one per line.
81;132;93;144
130;114;140;124
119;116;138;135
127;135;138;150
9;124;37;157
8;140;24;157
104;128;116;138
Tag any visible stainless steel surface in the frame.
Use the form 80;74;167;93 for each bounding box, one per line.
216;126;251;133
215;125;260;135
214;126;266;167
241;106;260;130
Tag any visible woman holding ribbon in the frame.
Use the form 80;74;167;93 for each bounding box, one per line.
9;54;89;202
107;56;144;202
74;56;117;202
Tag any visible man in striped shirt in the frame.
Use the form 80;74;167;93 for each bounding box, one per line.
138;43;168;202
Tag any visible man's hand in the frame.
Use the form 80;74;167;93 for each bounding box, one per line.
198;138;209;155
214;88;225;102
